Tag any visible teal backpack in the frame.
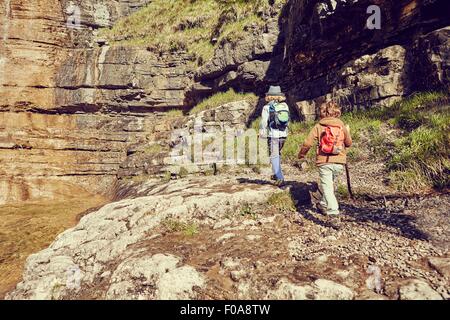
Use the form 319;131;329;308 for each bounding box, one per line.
269;102;290;131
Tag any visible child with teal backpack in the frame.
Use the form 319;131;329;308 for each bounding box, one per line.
259;86;291;186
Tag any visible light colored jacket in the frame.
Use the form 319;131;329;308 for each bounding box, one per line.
259;103;288;139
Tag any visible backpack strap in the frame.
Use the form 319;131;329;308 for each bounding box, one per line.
333;126;342;148
268;102;279;129
269;102;277;112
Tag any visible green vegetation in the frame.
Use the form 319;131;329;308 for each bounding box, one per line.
162;218;199;236
179;166;189;178
100;0;286;65
270;92;449;192
383;92;450;191
340;112;387;161
336;183;350;199
250;116;262;131
144;144;164;155
282;121;315;164
240;202;257;219
267;191;296;212
127;174;155;184
162;171;172;183
165;109;184;118
388;169;429;192
202;136;216;151
183;223;199;236
190;88;257;115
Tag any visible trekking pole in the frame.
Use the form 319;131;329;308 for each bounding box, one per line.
345;164;355;200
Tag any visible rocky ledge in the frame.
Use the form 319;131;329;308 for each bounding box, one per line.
6;170;449;300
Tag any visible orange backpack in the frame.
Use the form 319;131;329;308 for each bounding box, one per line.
320;125;345;155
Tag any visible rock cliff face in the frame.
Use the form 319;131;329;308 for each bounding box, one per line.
281;0;450;118
0;0;199;111
0;0;281;203
55;47;194;112
0;0;189;203
0;0;281;114
295;45;409;120
410;26;450;92
0;110;184;203
193;15;283;97
0;0;153;112
1;0;449;204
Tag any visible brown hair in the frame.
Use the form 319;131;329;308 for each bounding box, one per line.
319;101;342;119
265;95;286;103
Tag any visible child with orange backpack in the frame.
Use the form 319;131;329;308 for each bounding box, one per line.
298;101;353;216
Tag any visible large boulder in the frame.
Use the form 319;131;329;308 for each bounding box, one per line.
295;45;407;120
266;278;355;300
282;0;450;115
106;253;205;300
428;256;450;278
6;177;278;299
410;26;450;92
399;279;443;300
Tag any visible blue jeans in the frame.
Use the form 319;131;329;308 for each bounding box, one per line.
268;138;286;181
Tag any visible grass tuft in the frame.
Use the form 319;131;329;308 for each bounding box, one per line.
165;109;184;118
240;202;257;219
143;144;164;155
336;183;350;199
190;88;257;114
179;166;189;178
281;121;316;164
380;92;450;191
267;191;297;212
161;218;199;236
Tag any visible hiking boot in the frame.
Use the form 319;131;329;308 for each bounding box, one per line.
316;203;326;215
270;175;277;181
274;179;285;187
327;216;342;230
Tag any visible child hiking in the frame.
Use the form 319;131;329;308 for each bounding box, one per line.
259;86;291;186
298;101;353;216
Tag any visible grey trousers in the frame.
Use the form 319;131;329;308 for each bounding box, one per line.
319;164;344;215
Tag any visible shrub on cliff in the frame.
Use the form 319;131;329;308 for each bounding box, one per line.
99;0;286;64
190;88;257;114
